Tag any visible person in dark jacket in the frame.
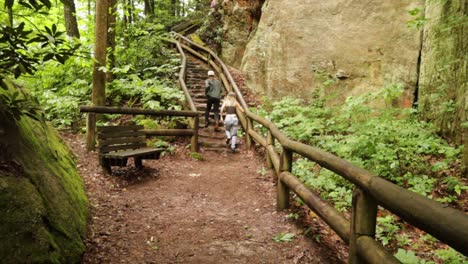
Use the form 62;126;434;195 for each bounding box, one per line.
205;70;222;130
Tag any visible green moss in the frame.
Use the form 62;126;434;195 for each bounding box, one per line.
0;84;88;263
0;176;61;263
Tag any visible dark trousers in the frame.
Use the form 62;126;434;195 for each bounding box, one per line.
205;96;220;124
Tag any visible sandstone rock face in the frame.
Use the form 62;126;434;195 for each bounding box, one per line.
418;0;466;143
418;0;467;170
241;0;423;105
220;0;264;67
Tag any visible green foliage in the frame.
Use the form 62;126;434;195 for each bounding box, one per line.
434;248;468;264
0;22;79;80
256;83;464;261
395;249;427;264
441;176;468;195
188;152;204;161
286;213;300;220
272;233;295;243
257;166;267;177
376;215;400;246
0;88;41;121
407;8;427;29
21;47;92;128
117;22;178;79
257;86;463;205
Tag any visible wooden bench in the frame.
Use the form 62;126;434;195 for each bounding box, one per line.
97;125;163;174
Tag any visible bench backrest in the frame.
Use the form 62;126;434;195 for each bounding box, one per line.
97;125;147;154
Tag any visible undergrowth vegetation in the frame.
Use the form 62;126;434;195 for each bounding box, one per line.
21;20;184;131
255;85;467;263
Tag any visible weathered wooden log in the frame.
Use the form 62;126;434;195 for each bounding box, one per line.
237;109;247;133
143;129;194;137
267;144;280;176
171;40;196;112
349;188;378;264
368;176;468;255
280;171;350;243
80;106;199;117
245;111;271;128
180;43;209;62
277;149;292;210
266;131;274;169
247;128;267;148
86;112;96;151
356;236;400;264
190;116;199;152
246;118;254;149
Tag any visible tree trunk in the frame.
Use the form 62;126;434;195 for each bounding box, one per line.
92;0;108;106
144;0;155;18
128;0;134;24
7;6;13;26
88;0;109;150
107;0;117;82
88;0;92;15
171;0;179;16
62;0;80;38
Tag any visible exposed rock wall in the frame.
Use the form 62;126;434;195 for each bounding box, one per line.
418;0;466;143
220;0;265;67
0;83;88;263
240;0;423;106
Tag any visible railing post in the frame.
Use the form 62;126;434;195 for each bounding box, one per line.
266;130;274;169
277;148;292;210
349;188;377;264
86;113;96;151
246;118;253;150
191;116;199;152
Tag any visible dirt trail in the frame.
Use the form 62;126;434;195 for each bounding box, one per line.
63;133;344;264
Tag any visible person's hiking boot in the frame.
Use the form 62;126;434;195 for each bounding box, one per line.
226;138;231;145
214;120;220;131
229;146;236;153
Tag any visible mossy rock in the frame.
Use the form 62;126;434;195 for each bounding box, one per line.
0;84;88;263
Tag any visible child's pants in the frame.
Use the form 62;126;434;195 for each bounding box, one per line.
224;114;238;149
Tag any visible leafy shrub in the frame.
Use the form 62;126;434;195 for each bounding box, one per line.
256;85;463;208
256;84;465;262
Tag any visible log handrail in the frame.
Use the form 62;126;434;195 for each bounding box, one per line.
80;106;199;116
165;39;197;112
170;32;468;261
80;106;200;152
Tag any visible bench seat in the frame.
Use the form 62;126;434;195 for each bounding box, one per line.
97;125;164;174
101;147;163;159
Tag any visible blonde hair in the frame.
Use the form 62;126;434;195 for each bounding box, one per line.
224;92;237;107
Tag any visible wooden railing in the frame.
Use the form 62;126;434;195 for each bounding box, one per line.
171;32;468;262
80;106;199;152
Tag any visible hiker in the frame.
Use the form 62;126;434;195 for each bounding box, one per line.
211;0;217;9
204;70;222;130
220;91;244;153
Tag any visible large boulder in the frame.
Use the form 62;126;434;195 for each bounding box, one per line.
220;0;265;67
418;0;466;143
418;0;467;171
0;84;88;263
240;0;423;106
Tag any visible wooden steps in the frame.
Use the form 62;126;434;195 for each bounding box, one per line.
185;54;238;153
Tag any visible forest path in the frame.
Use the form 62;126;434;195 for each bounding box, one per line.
63;133;344;264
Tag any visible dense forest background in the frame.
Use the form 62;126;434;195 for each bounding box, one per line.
0;0;466;263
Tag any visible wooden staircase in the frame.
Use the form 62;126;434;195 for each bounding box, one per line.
185;55;235;153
